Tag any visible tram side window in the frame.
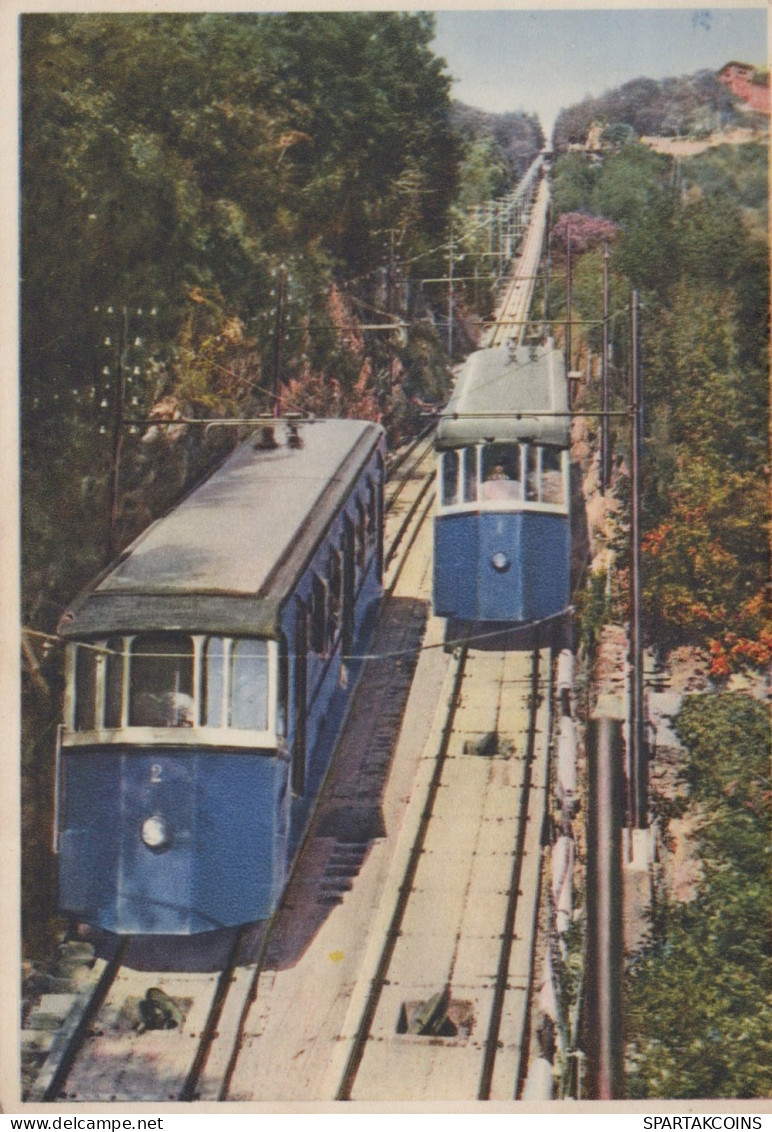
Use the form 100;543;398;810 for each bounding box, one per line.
356;500;367;574
481;444;521;500
311;574;327;655
129;634;195;727
278;635;289;739
441;450;459;506
327;550;342;648
230;639;269;731
366;479;378;550
74;644;98;731
541;447;566;506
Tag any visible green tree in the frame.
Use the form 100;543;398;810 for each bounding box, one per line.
626;695;772;1099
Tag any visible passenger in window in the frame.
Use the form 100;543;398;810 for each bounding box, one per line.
134;690;195;727
482;463;520;501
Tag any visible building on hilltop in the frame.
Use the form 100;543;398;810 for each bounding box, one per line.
718;61;770;115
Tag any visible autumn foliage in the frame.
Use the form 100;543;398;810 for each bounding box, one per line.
551;139;768;678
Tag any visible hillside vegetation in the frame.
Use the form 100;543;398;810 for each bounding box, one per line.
553;70;760;151
452;101;544;207
548;88;768;1099
550;138;768;674
627;694;771;1098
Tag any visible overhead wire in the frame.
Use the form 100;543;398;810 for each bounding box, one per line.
23;611;573;667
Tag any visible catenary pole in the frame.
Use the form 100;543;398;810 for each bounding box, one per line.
629;289;647;829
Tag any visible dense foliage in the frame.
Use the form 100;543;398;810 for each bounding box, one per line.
451;102;544;207
626;695;771;1099
553;71;750;152
549;139;769;674
22;12;459;623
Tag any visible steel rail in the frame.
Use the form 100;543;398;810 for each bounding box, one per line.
384;423;436;487
385;436;436;518
384;488;435;598
478;646;543;1099
384;465;435;575
335;639;470;1100
178;926;251;1101
333;644;547;1102
35;938;129;1102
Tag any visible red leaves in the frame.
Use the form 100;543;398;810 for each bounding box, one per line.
642;522;673;557
707;632;772;679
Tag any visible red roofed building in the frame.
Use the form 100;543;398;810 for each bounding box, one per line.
718;61;770;115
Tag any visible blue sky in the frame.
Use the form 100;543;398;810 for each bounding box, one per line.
431;7;769;136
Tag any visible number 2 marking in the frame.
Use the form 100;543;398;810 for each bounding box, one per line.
150;763;163;784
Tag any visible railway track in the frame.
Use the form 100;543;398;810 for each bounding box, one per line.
24;435;438;1105
331;641;554;1101
486;176;550;349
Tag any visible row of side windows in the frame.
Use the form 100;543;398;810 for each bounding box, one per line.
308;474;379;658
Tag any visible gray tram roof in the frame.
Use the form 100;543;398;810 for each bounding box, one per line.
436;341;569;449
58;418;383;640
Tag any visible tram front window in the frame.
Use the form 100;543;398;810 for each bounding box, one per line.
481;444;521;501
129;634;195;727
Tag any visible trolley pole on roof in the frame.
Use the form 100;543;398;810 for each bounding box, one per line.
629;289;647;831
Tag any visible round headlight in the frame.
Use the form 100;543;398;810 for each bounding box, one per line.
141;814;171;851
491;552;511;573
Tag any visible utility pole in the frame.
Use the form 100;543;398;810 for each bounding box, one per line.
448;229;454;357
585;718;625;1098
629;289;647;831
106;306;129;563
601;242;611;494
565;225;573;378
386;229;396;315
498;202;505;280
272;264;287;417
543;197;552;323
